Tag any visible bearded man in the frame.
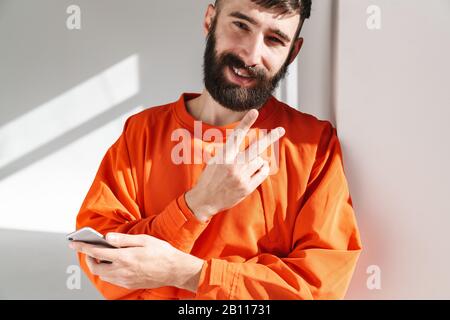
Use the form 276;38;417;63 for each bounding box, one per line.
71;0;362;300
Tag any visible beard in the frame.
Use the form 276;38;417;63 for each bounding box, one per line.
203;18;293;112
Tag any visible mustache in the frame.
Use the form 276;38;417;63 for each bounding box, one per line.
221;53;266;81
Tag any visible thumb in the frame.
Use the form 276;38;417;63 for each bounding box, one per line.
106;233;147;248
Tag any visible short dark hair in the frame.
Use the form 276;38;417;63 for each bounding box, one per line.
214;0;312;39
250;0;311;20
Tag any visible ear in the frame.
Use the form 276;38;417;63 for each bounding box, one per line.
286;37;304;65
203;4;216;37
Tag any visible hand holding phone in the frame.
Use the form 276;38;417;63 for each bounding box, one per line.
67;227;116;263
66;227;116;248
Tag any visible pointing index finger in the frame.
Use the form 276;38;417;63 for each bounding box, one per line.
242;126;286;162
235;109;259;132
225;109;259;159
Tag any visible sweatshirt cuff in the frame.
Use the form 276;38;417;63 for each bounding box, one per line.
194;258;240;299
159;193;210;251
176;192;211;223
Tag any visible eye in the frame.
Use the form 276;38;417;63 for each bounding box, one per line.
233;21;249;31
268;36;284;46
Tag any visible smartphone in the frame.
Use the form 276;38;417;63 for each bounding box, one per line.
66;227;116;248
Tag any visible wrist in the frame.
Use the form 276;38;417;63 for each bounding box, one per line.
185;189;216;222
173;251;204;293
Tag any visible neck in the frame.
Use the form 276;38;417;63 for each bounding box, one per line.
186;89;262;126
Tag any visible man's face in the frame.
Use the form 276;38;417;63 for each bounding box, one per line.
203;0;301;111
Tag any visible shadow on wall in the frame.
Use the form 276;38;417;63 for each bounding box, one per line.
0;228;102;299
0;0;208;182
0;54;142;182
0;0;207;233
0;0;206;297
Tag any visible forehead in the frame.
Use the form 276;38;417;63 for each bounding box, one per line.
218;0;300;38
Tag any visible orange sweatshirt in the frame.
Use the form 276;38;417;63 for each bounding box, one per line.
76;92;362;300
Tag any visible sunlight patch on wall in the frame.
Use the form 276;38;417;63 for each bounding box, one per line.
0;54;143;233
0;54;140;169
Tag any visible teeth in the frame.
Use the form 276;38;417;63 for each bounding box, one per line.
233;67;252;78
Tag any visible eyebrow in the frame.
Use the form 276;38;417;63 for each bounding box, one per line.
229;11;292;44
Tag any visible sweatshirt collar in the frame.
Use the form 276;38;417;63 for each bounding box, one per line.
172;92;278;134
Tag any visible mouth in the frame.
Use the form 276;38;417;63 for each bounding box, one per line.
226;65;256;87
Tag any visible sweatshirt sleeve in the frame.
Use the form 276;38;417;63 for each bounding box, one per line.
75;117;210;300
192;123;362;300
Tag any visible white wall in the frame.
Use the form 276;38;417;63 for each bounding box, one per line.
336;0;450;299
0;0;209;299
0;0;208;233
1;0;449;299
297;0;336;123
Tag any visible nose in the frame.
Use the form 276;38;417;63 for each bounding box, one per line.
239;33;265;69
